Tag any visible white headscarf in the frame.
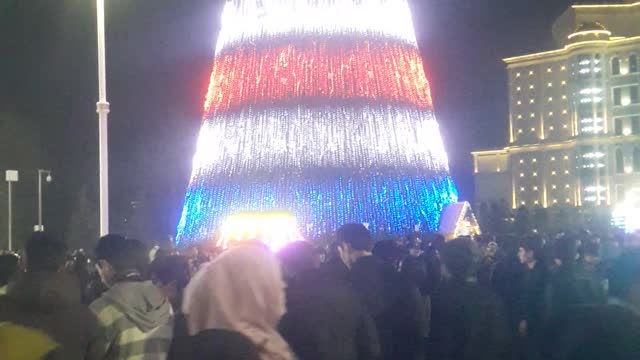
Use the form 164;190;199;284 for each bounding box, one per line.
183;243;295;360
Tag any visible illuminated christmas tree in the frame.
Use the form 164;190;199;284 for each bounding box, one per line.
177;0;458;246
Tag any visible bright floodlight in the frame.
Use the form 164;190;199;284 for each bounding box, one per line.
612;189;640;233
218;212;304;251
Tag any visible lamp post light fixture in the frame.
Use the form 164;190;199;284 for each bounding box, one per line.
5;170;19;251
35;169;52;232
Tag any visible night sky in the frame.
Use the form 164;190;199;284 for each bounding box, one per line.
1;0;597;247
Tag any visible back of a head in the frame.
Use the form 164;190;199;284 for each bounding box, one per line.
150;255;191;290
0;253;20;286
95;234;147;275
608;250;640;300
278;241;316;280
441;237;479;281
372;240;403;264
25;233;68;273
336;223;373;252
521;235;544;260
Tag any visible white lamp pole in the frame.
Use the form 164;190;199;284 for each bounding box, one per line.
96;0;110;236
5;170;19;251
36;169;52;232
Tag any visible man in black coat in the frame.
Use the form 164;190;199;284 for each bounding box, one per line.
278;241;380;360
336;224;425;360
429;238;510;360
0;233;99;360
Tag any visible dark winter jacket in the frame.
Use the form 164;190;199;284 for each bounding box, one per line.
279;262;380;360
430;279;510;360
350;256;425;360
515;263;548;337
0;271;99;360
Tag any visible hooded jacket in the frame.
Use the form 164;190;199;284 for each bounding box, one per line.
90;280;173;360
0;272;99;360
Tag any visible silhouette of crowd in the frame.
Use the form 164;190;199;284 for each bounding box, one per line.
1;225;640;360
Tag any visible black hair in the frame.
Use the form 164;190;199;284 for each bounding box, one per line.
278;241;316;280
25;233;68;272
94;234;147;275
521;235;544;260
441;237;479;281
150;255;191;290
336;223;373;252
0;253;20;286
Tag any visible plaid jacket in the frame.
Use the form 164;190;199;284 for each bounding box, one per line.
90;282;173;360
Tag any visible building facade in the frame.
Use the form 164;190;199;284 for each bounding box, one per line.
473;1;640;212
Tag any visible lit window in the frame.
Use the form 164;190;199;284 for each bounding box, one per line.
561;80;567;85
517;86;521;91
517;100;522;105
532;158;537;163
533;186;538;191
531;127;536;132
530;113;535;118
533;172;538;176
529;70;534;76
517;114;523;119
564;155;569;160
553;199;558;204
529;84;535;89
534;200;539;205
521;201;526;205
552;184;557;189
564;170;569;174
562;95;567;100
516;72;521;78
497;167;501;172
561;65;566;71
519;159;524;164
562;109;568;114
552;171;557;175
549;126;555;130
548;97;553;102
520;187;525;192
551;156;556;161
566;198;571;203
547;82;553;87
547;67;552;73
563;124;568;129
565;184;570;189
530;99;535;104
520;173;525;177
548;112;554;116
518;129;523;133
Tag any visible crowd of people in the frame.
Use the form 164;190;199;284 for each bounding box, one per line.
1;225;640;360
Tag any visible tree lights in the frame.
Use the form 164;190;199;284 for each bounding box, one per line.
177;0;458;245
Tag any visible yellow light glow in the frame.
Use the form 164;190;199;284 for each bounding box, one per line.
529;70;534;75
547;68;552;73
533;186;538;191
625;166;633;174
567;30;612;40
547;82;553;87
529;85;534;89
548;97;553;102
561;81;566;85
549;112;553;116
623;128;632;136
561;66;566;70
551;156;556;161
552;185;557;189
549;126;554;130
573;2;640;9
533;172;538;177
217;212;304;251
552;171;556;175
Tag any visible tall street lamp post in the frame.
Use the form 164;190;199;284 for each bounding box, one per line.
36;169;52;232
96;0;110;236
5;170;19;251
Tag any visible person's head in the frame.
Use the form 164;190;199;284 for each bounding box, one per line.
335;223;373;268
150;255;191;309
554;235;578;267
441;237;480;281
25;233;68;273
373;240;405;269
183;244;290;355
94;234;147;287
0;253;20;287
519;235;543;266
278;241;317;281
608;250;640;307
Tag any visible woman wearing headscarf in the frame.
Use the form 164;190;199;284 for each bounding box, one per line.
182;243;295;360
